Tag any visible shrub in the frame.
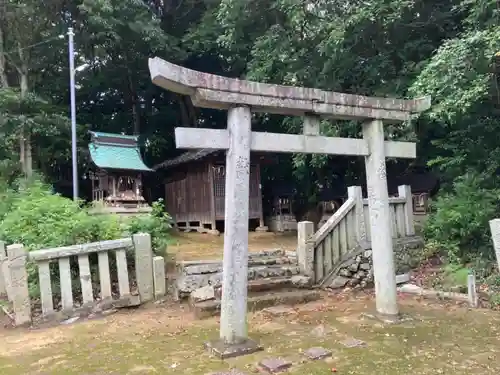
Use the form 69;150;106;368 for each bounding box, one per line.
0;179;122;250
123;199;172;256
0;177;173;301
424;173;500;264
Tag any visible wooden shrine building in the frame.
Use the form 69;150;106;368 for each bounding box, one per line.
154;149;266;234
88;131;152;216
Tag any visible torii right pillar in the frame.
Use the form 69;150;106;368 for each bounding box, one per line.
363;119;399;319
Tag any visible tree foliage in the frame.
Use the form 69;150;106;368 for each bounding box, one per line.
0;0;497;262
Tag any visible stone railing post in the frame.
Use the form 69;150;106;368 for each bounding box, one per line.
133;233;154;303
7;244;31;326
489;219;500;272
0;241;9;298
398;185;415;236
297;221;315;281
347;186;366;243
153;256;166;299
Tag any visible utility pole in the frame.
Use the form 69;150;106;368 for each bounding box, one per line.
68;27;78;201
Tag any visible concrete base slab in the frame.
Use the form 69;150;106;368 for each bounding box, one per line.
206;370;246;375
258;357;292;373
304;347;332;360
205;338;263;359
340;338;367;348
361;311;413;325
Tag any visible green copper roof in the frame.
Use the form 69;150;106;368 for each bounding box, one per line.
88;131;152;172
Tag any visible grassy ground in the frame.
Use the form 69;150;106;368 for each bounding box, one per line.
0;293;499;374
167;231;297;261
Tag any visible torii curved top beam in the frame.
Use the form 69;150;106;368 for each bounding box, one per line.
149;57;431;122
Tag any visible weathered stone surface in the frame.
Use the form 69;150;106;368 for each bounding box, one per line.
348;278;360;287
149;57;430;122
290;275;312;288
304;347;332;360
190;285;215;303
61;316;79;325
329;276;350;289
341;338;367;348
184;263;223;275
177;264;301;295
7;244;31;326
321;236;424;292
206;370;246;375
348;262;359;272
310;324;329;338
193;290;321;319
360;263;371;271
395;273;410;285
133;233;154;303
258;358;292;373
339;268;352;277
205;338;263;359
354;271;366;279
398;284;423;294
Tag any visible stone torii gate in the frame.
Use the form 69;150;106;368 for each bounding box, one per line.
149;57;430;357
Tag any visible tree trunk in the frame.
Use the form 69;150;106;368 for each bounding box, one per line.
19;67;33;177
0;24;8;88
127;66;140;135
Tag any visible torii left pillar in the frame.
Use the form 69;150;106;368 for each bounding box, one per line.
205;106;263;358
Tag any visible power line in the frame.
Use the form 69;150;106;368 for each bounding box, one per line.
3;34;64;56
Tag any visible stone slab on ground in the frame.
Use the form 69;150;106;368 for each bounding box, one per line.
395;273;410;284
205;338;263;359
340;338;367;348
190;285;215;303
304;347;332;360
329;276;350;289
258;357;292;373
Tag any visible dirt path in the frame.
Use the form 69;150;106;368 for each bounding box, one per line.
1;293;500;374
168;231;297;260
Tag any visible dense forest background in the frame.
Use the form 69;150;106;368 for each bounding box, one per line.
0;0;499;265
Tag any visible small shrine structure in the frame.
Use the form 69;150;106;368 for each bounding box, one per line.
154;149;266;234
87;131;152;215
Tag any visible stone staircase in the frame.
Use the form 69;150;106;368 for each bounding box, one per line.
175;250;321;318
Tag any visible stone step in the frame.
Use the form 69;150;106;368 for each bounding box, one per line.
178;256;297;276
177;265;301;297
248;275;312;293
192;289;322;319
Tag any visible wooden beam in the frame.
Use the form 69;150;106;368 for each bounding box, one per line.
174;127;416;159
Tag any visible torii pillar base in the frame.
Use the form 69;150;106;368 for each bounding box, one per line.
205;338;263;359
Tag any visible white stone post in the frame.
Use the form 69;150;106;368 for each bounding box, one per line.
297;221;315;280
7;244;31;326
153;256;166;299
220;106;252;344
398;185;415;236
467;272;478;308
347;186;366;243
363;120;399;317
489;219;500;272
0;241;8;297
133;233;154;303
